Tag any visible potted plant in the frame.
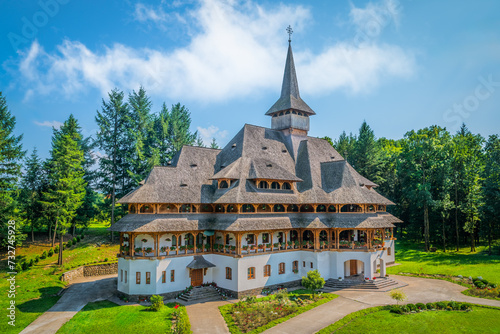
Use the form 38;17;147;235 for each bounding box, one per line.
170;246;176;251
242;245;249;251
231;245;236;251
165;238;171;241
179;245;186;251
294;240;299;248
204;244;211;251
292;269;298;274
266;243;271;249
160;246;167;253
141;239;147;243
338;276;343;281
197;244;203;252
280;242;286;249
258;244;264;250
287;241;293;248
218;244;224;251
135;247;142;255
225;245;230;250
274;242;280;249
302;240;308;248
187;245;194;251
320;241;325;248
145;247;153;254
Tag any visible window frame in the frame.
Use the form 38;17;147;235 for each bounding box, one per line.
279;262;285;275
264;264;271;277
171;270;175;282
136;272;141;284
248;267;256;279
226;267;232;280
146;271;151;284
162;270;166;283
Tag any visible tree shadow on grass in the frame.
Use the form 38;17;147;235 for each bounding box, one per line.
17;294;60;313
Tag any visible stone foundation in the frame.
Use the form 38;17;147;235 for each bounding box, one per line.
218;279;302;299
116;289;184;303
61;262;118;282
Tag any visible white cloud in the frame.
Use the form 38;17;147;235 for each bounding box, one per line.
197;125;228;146
350;0;401;36
34;120;63;129
15;0;415;101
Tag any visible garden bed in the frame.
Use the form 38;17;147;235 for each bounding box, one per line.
219;289;337;334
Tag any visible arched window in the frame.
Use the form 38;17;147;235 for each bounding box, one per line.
290;230;298;242
258;181;268;189
285;110;290;115
214;204;225;213
316;205;326;212
300;204;314;212
287;204;299;212
367;205;375;212
271;182;280;189
185;233;194;246
129;205;136;213
242;204;255;213
282;182;291;190
180;204;192;213
263;264;271;277
328;205;336;213
273;204;285;212
341;204;362;213
219;180;228;188
140;205;154;213
172;235;177;247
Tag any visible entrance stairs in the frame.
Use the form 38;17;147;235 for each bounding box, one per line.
321;277;399;292
178;286;222;302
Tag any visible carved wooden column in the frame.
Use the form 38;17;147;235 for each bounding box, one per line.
236;233;242;255
314;230;319;250
335;229;340;249
391;227;394;239
130;232;135;256
154;233;159;257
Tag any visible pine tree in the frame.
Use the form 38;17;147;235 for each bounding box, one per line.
42;115;86;265
353;121;381;183
482;135;500;255
95;89;132;241
332;131;356;164
210;138;220;149
0;92;25;247
20;148;43;242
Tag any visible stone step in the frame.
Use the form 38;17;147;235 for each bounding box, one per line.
178;286;222;302
321;278;399;292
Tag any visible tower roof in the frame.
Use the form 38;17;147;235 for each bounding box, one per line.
266;43;315;116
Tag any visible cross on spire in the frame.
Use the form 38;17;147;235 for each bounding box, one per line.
286;25;293;43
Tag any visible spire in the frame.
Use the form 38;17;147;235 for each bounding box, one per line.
265;27;315;116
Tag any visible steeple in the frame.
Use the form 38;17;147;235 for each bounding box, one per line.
266;26;315;136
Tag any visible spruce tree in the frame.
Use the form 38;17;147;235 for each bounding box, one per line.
0;92;25;246
332;131;356;164
353;121;381;183
20;148;44;242
482;135;500;255
43;115;86;265
95;89;132;241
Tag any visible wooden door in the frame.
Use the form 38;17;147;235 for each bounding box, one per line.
350;260;357;276
191;269;203;286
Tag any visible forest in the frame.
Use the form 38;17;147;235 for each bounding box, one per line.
1;87;499;262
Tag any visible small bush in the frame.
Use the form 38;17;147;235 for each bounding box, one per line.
76;236;80;242
80;234;85;239
48;248;54;257
149;295;164;311
29;258;34;267
415;303;426;310
104;258;108;262
481;279;489;285
55;245;59;253
67;240;72;247
489;283;497;288
406;303;416;311
389;305;404;314
34;255;40;263
435;302;446;310
476;282;486;289
15;263;22;272
41;251;47;259
72;237;77;244
22;261;29;271
426;302;435;310
460;303;472;311
176;307;191;334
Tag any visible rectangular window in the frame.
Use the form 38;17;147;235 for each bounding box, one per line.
310;262;313;269
292;261;298;273
303;261;305;267
146;272;151;284
125;271;127;283
279;262;285;275
246;234;255;245
226;267;232;280
120;269;123;282
162;271;166;283
388;246;391;256
248;267;255;279
264;264;271;277
171;270;175;282
262;233;269;243
136;272;141;284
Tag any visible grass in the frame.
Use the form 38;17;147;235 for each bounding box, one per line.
0;222;119;334
317;304;500;334
57;300;184;334
387;240;500;284
219;289;338;334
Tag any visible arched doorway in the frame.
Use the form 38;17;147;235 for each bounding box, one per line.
343;260;364;278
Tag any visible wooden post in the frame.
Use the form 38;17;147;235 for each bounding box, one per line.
119;233;123;253
130;232;135;256
336;229;340;249
391;227;394;239
154;233;159;257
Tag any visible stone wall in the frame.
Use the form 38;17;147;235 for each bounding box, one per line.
61;262;118;282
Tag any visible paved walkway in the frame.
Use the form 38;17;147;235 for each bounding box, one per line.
20;275;116;334
262;275;500;334
186;300;231;334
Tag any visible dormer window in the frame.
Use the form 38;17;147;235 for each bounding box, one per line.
282;149;287;153
258;181;268;189
219;180;229;189
262;146;267;150
180;183;187;188
231;143;237;149
190;164;197;168
285;111;290;115
266;163;272;167
271;182;280;189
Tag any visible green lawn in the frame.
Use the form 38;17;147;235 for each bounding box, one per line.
387;241;500;284
57;301;181;334
319;306;500;334
0;223;119;334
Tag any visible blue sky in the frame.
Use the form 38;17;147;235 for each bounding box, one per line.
1;0;499;159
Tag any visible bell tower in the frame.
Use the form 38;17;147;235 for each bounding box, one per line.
266;26;315;136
